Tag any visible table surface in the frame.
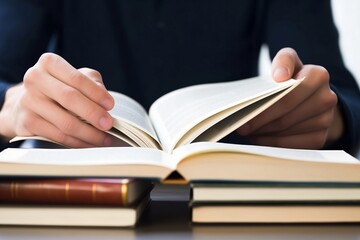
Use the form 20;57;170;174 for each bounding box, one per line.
1;184;360;240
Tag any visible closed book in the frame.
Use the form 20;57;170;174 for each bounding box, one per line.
191;182;360;203
0;195;150;227
0;178;152;206
191;202;360;223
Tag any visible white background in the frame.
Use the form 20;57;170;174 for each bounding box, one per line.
332;0;360;86
260;0;360;87
259;0;360;157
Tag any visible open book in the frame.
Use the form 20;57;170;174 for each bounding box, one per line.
12;76;301;152
0;142;359;183
4;76;359;183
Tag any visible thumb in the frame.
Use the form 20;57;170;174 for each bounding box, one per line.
272;47;303;82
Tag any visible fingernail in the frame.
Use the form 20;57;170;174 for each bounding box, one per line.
273;67;289;81
99;116;112;130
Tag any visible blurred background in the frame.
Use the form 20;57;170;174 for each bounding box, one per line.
332;0;360;87
260;0;360;88
259;0;360;157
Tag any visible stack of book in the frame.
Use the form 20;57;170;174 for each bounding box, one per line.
190;182;360;223
0;178;152;227
186;144;360;224
1;142;360;224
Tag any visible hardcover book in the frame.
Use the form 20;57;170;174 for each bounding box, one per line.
190;183;360;223
191;182;360;202
0;196;150;227
0;178;152;227
0;178;152;206
191;203;360;223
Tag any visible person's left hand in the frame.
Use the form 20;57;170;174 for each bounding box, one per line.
237;47;344;149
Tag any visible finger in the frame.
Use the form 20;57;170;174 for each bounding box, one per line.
252;87;336;135
24;68;113;131
237;65;329;136
254;109;334;137
272;48;303;82
22;113;96;148
250;130;328;149
36;53;114;110
21;90;113;147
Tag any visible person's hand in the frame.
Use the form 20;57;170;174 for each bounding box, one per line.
237;48;344;149
0;53;115;148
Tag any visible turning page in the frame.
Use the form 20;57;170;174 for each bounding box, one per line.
149;76;301;153
108;91;161;149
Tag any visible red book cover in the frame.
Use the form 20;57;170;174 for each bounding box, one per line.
0;178;151;206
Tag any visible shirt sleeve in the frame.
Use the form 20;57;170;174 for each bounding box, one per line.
263;0;360;154
0;0;56;104
0;0;56;149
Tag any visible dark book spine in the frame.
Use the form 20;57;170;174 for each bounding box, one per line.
0;179;129;206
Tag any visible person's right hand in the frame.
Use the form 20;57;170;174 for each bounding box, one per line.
0;53;115;148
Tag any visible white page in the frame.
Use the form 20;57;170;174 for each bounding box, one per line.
0;147;175;169
172;142;360;165
192;83;299;144
149;76;297;152
108;91;160;147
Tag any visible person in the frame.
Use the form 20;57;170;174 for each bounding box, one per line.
0;0;359;155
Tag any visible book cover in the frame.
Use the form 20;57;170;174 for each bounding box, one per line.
0;178;152;206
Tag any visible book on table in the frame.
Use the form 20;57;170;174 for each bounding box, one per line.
190;182;360;223
191;182;360;202
0;178;152;227
190;203;360;223
0;196;150;227
0;178;152;206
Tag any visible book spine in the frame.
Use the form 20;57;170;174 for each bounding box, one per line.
0;179;129;206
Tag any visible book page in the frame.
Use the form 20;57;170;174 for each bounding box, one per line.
172;142;360;183
149;76;299;152
109;91;161;149
0;147;175;179
191;82;299;143
173;142;360;165
10;92;161;149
